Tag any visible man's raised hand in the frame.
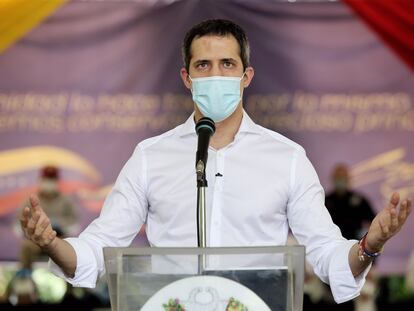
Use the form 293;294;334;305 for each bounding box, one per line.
20;194;57;249
366;192;412;252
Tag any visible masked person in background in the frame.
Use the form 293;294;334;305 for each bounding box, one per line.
20;19;411;304
326;164;376;241
10;166;77;305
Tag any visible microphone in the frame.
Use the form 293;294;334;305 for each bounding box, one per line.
195;117;215;248
195;117;215;182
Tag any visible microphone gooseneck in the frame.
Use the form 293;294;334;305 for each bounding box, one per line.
195;117;215;186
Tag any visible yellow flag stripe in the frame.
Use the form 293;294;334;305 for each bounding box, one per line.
0;146;100;182
352;148;404;175
0;0;67;53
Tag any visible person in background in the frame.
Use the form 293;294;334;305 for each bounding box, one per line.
326;164;375;240
5;278;37;307
326;163;378;311
10;165;78;305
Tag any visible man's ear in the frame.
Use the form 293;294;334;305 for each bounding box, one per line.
180;68;192;90
243;66;254;88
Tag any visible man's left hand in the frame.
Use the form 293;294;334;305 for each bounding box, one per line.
365;192;411;253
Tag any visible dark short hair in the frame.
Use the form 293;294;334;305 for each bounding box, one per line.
182;19;250;72
41;165;59;180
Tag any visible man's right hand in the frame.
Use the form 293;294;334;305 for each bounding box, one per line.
20;194;57;249
20;194;77;278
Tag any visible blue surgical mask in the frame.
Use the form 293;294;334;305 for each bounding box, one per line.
189;74;245;122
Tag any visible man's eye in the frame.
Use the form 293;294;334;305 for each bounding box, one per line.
223;62;233;68
197;63;208;69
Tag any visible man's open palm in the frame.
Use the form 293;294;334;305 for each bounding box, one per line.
366;192;411;252
20;194;57;248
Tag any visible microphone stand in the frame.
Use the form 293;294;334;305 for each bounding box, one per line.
195;117;215;274
196;159;207;274
196;159;207;249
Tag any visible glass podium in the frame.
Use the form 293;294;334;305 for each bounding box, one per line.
104;246;305;311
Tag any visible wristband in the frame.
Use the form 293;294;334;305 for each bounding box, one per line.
358;232;383;262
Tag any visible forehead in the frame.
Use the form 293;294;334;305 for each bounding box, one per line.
190;34;241;62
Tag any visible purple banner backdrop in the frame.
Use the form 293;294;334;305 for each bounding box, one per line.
0;0;413;273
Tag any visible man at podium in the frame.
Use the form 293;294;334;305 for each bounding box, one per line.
20;19;411;304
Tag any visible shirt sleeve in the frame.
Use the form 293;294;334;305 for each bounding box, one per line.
48;237;99;288
287;148;371;303
49;145;149;287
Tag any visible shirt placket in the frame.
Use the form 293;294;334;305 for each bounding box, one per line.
209;149;225;247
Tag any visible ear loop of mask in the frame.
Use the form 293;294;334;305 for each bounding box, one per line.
187;75;193;93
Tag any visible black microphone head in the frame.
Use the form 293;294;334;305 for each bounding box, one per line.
195;117;215;135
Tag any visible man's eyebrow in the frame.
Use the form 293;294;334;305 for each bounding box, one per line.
193;59;210;65
221;58;237;62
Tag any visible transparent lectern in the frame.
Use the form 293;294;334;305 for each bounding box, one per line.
104;246;305;311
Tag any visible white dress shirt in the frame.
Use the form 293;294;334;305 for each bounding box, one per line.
50;111;369;303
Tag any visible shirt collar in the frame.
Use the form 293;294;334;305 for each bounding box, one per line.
178;110;262;137
178;112;197;137
238;110;262;135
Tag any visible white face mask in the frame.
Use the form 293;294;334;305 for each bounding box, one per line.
189;73;245;122
40;179;58;194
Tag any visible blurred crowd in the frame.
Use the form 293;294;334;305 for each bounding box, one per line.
0;166;109;310
303;164;414;311
0;164;413;310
